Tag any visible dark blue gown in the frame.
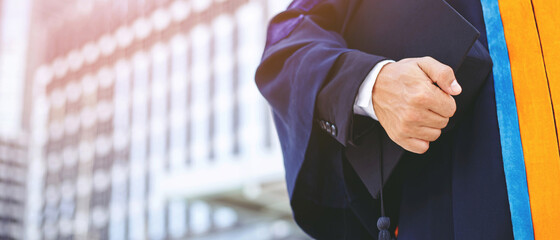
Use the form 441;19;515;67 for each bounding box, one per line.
255;0;513;239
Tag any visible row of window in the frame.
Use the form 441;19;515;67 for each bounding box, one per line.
36;0;192;83
0;139;27;240
42;198;238;240
36;0;292;239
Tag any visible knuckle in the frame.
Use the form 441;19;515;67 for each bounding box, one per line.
435;69;449;82
449;98;457;115
443;66;454;76
410;91;429;106
399;58;412;63
403;109;419;123
402;65;418;76
413;142;429;154
421;56;434;62
441;97;456;117
419;144;429;154
398;122;411;136
431;129;442;141
420;91;431;105
400;140;413;152
441;118;450;128
432;66;453;83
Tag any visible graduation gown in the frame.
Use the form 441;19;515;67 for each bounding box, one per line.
255;0;514;239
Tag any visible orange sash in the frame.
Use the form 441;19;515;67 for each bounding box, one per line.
499;0;560;238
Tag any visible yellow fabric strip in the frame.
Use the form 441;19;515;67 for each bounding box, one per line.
533;0;560;146
499;0;560;238
530;0;560;236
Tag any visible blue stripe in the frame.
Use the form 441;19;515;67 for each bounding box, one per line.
480;0;535;239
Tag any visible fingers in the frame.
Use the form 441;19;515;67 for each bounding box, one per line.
376;56;462;155
417;57;462;96
398;127;441;154
410;83;456;118
417;110;450;129
401;123;442;142
400;138;430;154
414;127;442;142
426;84;457;118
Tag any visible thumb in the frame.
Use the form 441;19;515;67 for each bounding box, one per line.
417;57;462;96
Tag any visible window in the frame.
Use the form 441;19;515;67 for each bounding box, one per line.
169;34;189;170
190;25;211;167
113;60;131;153
168;199;187;238
212;15;234;161
148;43;169;240
235;2;266;157
109;163;128;240
128;51;150;240
190;201;211;235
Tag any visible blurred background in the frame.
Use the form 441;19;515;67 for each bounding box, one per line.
0;0;309;239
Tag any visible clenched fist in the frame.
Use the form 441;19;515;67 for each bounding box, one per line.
373;57;462;154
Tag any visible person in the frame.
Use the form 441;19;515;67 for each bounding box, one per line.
255;0;513;239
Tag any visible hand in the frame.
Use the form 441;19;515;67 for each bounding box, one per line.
372;57;462;154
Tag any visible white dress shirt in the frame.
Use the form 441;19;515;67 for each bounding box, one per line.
353;60;395;121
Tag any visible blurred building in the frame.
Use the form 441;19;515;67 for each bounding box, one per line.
1;1;31;239
0;137;27;240
0;0;31;137
0;0;2;56
25;0;304;240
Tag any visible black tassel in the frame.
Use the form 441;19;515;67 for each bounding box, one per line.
377;131;391;240
377;216;391;240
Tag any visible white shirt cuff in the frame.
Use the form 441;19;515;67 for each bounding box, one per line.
353;60;395;121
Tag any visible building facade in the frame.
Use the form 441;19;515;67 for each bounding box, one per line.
26;0;301;239
0;0;31;137
0;137;27;240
